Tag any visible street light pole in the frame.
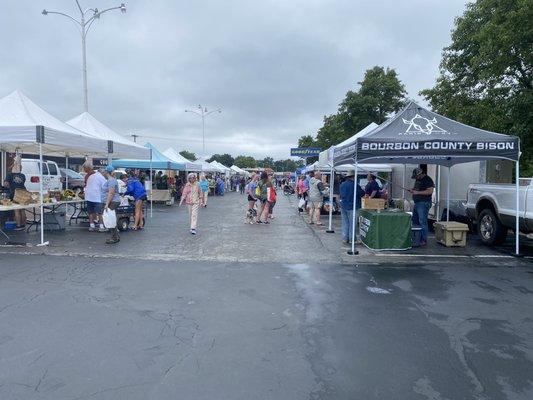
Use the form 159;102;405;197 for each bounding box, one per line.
42;1;127;112
185;104;222;155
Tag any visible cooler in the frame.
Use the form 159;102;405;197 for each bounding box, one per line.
359;209;412;251
434;221;468;247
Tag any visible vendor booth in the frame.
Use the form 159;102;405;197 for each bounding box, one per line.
0;90;111;246
113;143;186;209
333;101;521;255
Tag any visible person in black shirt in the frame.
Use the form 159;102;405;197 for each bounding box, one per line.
408;167;434;245
3;162;27;229
364;173;381;198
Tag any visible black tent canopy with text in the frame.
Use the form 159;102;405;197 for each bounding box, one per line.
333;101;522;256
333;101;520;167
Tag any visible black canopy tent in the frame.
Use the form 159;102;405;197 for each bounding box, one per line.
333;101;522;255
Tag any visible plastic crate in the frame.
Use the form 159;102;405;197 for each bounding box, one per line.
434;221;468;247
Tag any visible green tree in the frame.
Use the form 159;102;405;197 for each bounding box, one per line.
179;150;196;161
298;66;406;151
207;153;235;167
420;0;533;174
234;155;257;168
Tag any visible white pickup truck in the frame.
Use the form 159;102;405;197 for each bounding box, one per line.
466;178;533;245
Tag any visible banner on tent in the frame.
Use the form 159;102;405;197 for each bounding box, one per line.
334;139;519;165
291;147;321;157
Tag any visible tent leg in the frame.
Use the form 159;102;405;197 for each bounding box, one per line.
65;156;69;189
515;161;520;256
37;142;48;247
348;159;359;255
326;166;334;233
446;166;451;222
402;164;406;199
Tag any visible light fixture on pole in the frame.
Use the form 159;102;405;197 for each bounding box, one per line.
185;104;222;155
42;1;127;112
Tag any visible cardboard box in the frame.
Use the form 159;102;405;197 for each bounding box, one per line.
434;221;469;247
362;198;387;210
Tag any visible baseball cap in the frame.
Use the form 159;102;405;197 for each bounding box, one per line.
105;164;115;173
411;167;423;179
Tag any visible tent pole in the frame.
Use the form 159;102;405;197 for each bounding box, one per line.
515;160;520;256
38;142;46;246
150;150;153;218
402;164;406;199
446;166;451;222
348;146;359;255
65;155;69;189
326;166;334;233
435;166;440;222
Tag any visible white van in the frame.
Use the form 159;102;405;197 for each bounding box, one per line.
20;158;62;192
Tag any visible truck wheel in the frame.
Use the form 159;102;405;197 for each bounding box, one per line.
477;208;508;246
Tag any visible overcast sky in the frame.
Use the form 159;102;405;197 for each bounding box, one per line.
1;0;468;159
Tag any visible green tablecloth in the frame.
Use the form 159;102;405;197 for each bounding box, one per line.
359;209;412;251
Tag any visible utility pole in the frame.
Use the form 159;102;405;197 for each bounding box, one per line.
43;1;127;111
185;105;222;155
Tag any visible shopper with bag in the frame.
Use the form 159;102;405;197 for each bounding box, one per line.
179;173;204;235
102;165;121;244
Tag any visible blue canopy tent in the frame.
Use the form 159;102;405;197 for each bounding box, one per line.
113;143;186;217
113;143;186;170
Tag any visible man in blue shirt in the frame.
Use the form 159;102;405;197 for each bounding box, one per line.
339;171;365;244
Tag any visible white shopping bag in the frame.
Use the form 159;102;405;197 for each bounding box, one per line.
298;198;306;209
102;208;117;229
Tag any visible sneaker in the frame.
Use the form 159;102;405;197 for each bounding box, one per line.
98;227;107;233
190;229;197;235
106;238;120;244
89;226;97;232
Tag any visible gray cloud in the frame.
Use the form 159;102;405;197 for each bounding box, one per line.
1;0;467;159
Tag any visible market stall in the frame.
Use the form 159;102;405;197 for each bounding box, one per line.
162;148;202;171
0;90;110;246
113;143;186;212
333;101;521;255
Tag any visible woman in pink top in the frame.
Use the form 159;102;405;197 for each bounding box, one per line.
179;173;204;235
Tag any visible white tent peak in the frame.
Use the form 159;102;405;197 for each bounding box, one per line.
67;112;131;144
0;89;87;136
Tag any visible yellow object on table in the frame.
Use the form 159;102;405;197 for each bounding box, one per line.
362;198;387;210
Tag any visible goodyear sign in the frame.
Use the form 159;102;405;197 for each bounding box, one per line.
291;147;321;157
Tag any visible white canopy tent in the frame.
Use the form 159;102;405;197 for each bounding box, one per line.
0;90;110;246
67;112;150;159
230;165;249;176
195;156;223;173
211;160;231;174
162;148;202;171
0;90;108;157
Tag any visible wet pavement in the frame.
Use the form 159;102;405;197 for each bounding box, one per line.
0;192;532;399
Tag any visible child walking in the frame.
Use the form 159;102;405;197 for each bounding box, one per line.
179;173;204;235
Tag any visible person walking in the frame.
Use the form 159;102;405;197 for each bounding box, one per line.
409;167;434;246
102;165;121;244
83;161;106;232
123;172;147;230
246;173;259;218
339;171;365;245
179;173;204;235
296;175;308;213
239;177;246;194
256;172;272;224
307;171;326;225
199;174;209;207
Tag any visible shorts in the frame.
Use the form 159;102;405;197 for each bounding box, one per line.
137;195;147;202
308;201;322;210
260;198;268;204
86;201;103;214
248;195;256;202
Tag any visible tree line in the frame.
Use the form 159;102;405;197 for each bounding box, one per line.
178;150;304;172
298;0;532;175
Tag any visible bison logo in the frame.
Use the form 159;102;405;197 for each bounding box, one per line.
401;114;450;135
